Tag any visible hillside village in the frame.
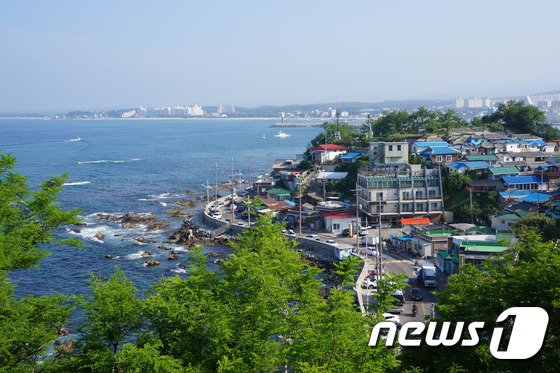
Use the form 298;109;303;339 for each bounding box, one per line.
237;108;560;276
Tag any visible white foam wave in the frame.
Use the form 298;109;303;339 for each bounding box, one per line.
125;250;146;260
67;225;114;243
147;192;184;199
159;202;168;207
63;181;91;186
77;158;141;165
171;267;187;274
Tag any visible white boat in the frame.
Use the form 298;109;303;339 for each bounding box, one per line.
262;134;266;139
69;137;81;142
274;131;291;138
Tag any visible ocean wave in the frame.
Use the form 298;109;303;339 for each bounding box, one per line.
159;202;168;207
66;224;127;243
63;181;91;186
77;158;141;165
147;192;184;199
171;267;187;274
125;250;146;260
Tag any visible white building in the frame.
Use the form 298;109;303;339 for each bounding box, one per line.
357;165;444;225
368;142;409;166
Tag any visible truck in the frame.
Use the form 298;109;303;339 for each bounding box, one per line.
361;236;379;246
417;261;437;288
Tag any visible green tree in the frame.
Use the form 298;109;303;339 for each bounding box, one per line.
0;152;80;370
512;212;560;240
401;231;560;372
64;268;145;371
333;255;363;287
482;100;551;137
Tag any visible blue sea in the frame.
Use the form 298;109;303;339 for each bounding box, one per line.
0;118;322;301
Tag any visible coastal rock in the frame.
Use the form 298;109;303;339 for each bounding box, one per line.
171;249;180;255
175;199;199;208
159;245;173;250
140;251;151;258
135;236;145;243
208;252;220;257
74;221;87;226
166;207;189;219
55;340;75;354
94;232;105;241
105;254;113;259
168;254;179;260
146;220;171;231
57;326;70;336
71;228;81;234
145;260;160;267
120;212;157;228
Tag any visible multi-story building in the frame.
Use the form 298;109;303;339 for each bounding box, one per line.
357;164;444;225
368;141;409;167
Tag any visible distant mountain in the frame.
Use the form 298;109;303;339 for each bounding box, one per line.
233;99;454;117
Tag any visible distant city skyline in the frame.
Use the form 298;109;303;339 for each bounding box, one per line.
1;1;560;112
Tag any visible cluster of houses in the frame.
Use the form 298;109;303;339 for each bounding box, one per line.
247;131;560;273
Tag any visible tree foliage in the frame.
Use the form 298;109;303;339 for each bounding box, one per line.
0;152;80;371
512;212;560;241
401;231;560;372
482;100;560;140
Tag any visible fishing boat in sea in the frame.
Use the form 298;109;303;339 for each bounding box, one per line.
273;114;291;138
274;131;291;138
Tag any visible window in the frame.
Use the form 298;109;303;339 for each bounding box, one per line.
415;190;423;198
436;155;442;162
403;191;410;199
377;192;384;200
397;145;402;151
446;155;452;162
429;189;436;197
388;145;393;151
333;223;341;231
416;203;424;211
431;202;438;210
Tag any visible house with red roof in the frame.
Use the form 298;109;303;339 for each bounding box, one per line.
311;144;347;163
320;210;356;233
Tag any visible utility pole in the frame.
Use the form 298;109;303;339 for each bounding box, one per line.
247;156;253;190
469;187;473;224
231;158;235;223
355;182;360;256
214;162;218;201
298;178;303;237
378;198;382;277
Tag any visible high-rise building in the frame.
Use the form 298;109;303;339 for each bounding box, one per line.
219;104;236;115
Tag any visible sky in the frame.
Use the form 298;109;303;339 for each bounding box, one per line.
1;0;560;112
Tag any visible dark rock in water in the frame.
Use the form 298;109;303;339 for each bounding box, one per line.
74;221;87;226
135;236;145;243
71;228;81;234
105;254;113;259
140;251;151;258
94;232;105;241
171;249;180;255
120;212;158;228
145;260;160;267
114;234;122;237
146;220;171;231
159;245;172;250
168;254;179;260
208;252;220;257
57;326;70;336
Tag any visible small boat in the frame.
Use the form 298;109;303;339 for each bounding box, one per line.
69;137;81;142
274;131;291;138
262;134;266;139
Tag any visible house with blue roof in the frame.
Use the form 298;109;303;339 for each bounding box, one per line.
420;146;461;164
412;141;450;155
448;161;490;173
501;175;547;191
340;152;362;164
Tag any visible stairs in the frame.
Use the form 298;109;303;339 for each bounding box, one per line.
210;223;230;237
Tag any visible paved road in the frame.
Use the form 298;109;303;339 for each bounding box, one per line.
359;250;439;323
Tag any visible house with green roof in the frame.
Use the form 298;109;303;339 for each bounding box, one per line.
487;166;520;180
436;234;509;274
490;209;529;232
266;187;291;201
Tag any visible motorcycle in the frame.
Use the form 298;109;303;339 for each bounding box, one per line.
412;303;418;317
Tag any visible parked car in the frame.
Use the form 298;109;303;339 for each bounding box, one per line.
282;229;287;233
409;287;423;301
288;229;295;235
326;239;337;244
342;228;350;237
362;277;378;289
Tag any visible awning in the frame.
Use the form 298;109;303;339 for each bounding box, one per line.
401;217;431;225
